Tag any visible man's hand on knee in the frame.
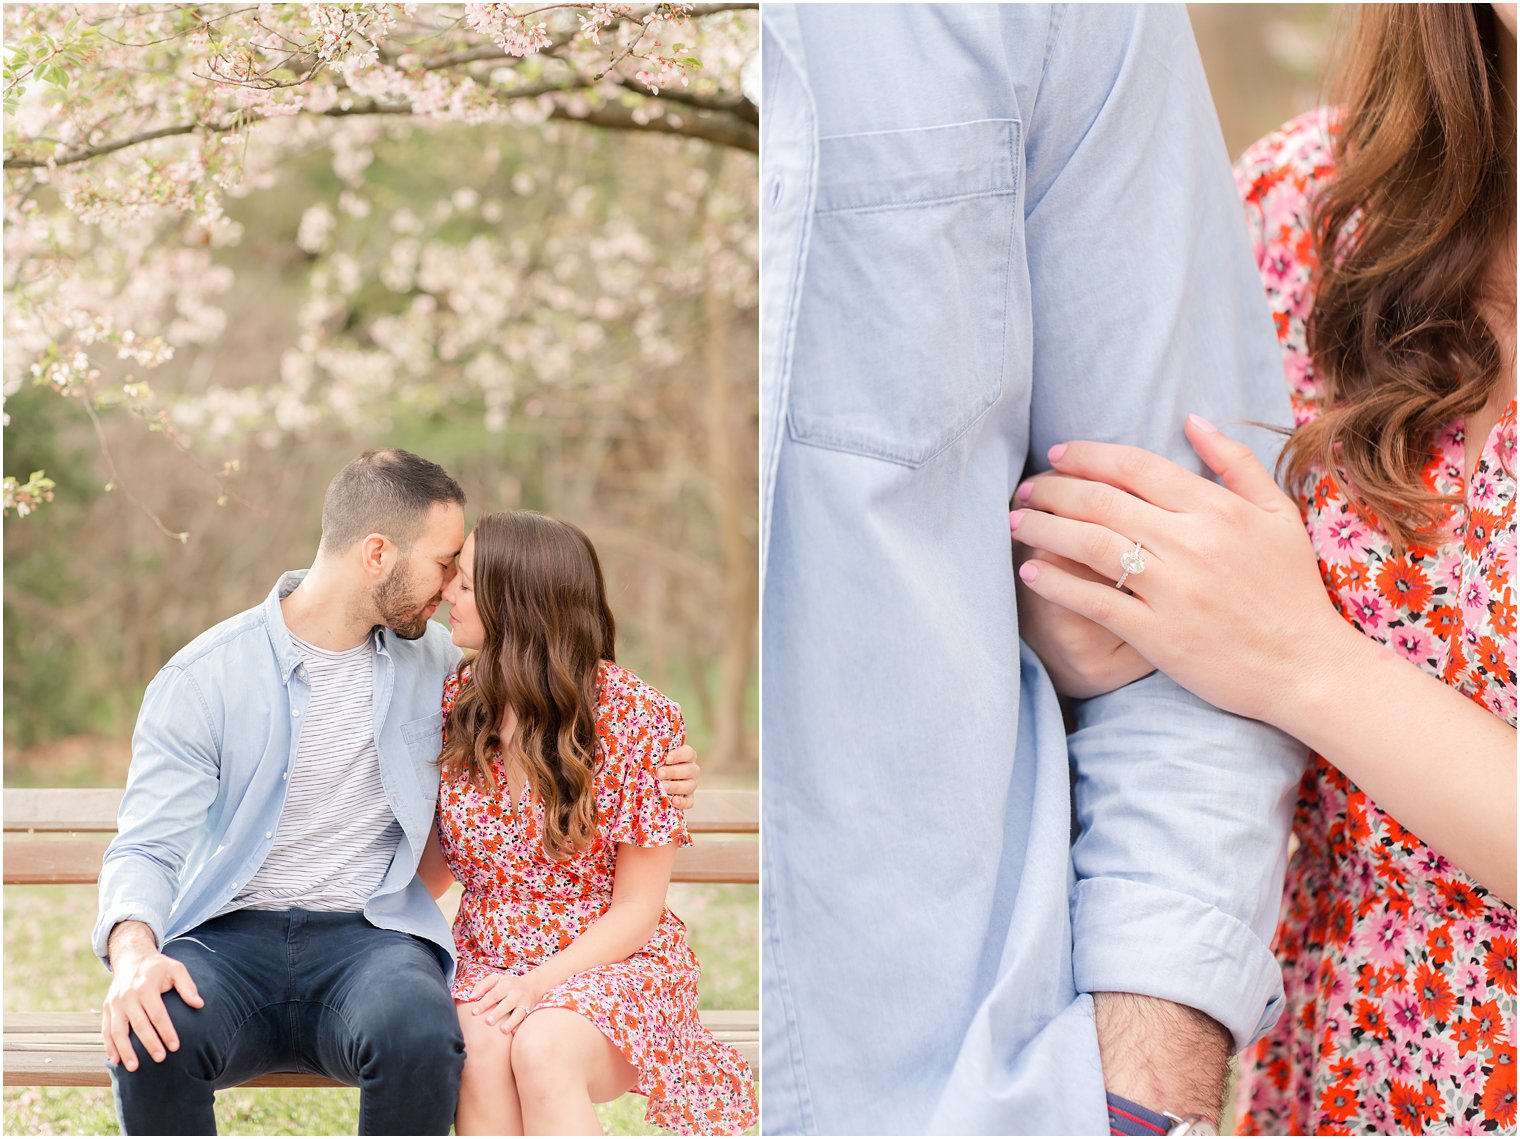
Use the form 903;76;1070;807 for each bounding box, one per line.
103;920;205;1072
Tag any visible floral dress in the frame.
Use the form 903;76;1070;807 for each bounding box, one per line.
1233;109;1517;1135
435;660;759;1135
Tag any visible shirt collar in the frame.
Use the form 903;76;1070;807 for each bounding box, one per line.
264;570;307;684
263;569;391;684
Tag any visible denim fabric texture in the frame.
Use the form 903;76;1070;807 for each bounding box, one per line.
760;4;1309;1134
93;571;463;977
109;909;464;1135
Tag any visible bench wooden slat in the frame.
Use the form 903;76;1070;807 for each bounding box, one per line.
5;788;757;835
5;840;104;885
675;840;758;884
680;790;760;834
3;1011;758;1087
3;838;755;886
3;788;125;833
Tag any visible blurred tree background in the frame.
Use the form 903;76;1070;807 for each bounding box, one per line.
4;3;760;786
1191;3;1339;158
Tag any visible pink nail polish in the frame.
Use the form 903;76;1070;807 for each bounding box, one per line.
1047;443;1068;463
1019;562;1038;583
1187;413;1218;433
1016;482;1033;503
1009;510;1024;531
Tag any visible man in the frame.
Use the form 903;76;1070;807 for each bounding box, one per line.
95;449;701;1135
761;6;1307;1135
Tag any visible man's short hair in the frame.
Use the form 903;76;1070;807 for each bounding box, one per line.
318;450;466;556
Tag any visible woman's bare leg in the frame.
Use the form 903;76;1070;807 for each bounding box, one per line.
511;1008;638;1135
454;1000;525;1136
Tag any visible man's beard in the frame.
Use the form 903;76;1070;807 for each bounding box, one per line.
373;562;434;640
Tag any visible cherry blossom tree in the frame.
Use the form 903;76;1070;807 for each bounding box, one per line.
4;2;755;514
3;3;759;766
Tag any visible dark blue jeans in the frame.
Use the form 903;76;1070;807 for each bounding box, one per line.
108;909;464;1136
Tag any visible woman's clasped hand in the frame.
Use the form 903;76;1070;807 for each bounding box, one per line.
1011;413;1350;725
462;970;548;1034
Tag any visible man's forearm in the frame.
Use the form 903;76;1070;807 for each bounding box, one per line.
1094;991;1230;1123
106;919;159;969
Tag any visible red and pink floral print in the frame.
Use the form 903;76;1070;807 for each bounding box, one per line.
436;661;758;1135
1232;110;1516;1136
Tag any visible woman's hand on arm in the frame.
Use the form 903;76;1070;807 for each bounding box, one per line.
1014;414;1517;903
1012;415;1338;721
467;842;677;1035
1012;500;1155;697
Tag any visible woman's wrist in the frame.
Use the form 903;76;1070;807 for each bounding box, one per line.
1262;611;1367;737
523;964;557;999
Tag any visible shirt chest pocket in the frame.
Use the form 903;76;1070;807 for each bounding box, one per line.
788;118;1023;467
400;712;444;801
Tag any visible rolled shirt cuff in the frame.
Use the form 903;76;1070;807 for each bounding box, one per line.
92;906;166;971
1070;875;1285;1051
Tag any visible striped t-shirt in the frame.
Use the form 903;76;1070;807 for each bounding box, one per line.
229;633;403;913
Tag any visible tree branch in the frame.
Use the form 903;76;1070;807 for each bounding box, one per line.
4;74;759;170
406;4;756;71
4;4;759;168
549;97;756;152
607;73;756;124
5;121;217;168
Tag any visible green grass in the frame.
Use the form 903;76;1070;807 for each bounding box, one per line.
4;880;757;1136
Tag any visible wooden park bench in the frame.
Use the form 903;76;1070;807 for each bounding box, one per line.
4;786;758;1088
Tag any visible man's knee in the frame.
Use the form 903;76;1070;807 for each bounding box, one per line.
353;982;462;1077
111;988;224;1086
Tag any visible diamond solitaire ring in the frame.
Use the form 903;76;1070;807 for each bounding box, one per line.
1114;541;1146;590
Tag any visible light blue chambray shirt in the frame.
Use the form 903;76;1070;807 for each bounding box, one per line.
93;571;464;978
761;5;1309;1134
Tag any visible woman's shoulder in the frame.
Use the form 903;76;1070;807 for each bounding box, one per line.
596;660;683;745
1235;108;1341;425
1235;107;1339;219
442;662;473;710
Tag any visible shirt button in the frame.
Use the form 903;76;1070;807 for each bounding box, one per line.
291;707;301;717
265;831;273;839
282;772;288;781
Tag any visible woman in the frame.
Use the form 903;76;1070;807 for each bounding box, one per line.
1010;4;1514;1133
417;511;758;1135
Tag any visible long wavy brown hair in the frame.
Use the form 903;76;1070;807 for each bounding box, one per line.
1280;3;1515;550
439;511;617;860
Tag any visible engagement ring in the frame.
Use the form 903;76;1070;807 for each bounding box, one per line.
1114;541;1146;590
